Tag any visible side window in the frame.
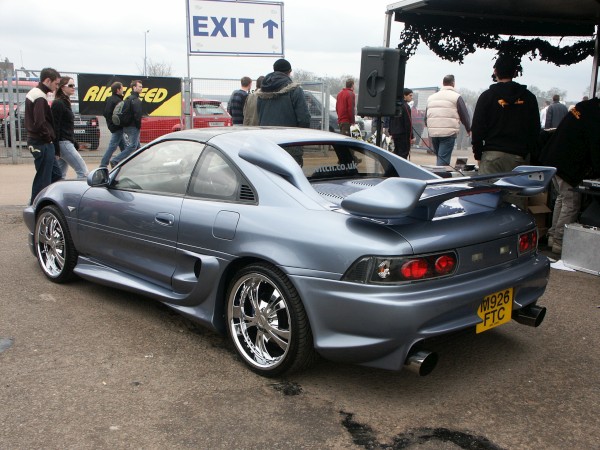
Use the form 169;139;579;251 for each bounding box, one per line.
112;140;204;195
188;147;247;201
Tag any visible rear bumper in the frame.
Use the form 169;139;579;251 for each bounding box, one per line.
290;253;550;371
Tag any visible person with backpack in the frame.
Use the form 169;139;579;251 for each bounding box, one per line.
110;80;144;168
100;81;126;168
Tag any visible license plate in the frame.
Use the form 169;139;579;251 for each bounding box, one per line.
74;129;85;134
209;122;225;127
476;288;513;333
74;121;86;126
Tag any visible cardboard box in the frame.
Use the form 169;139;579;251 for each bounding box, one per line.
527;204;551;237
562;223;600;275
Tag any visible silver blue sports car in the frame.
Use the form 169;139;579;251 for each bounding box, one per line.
24;128;555;377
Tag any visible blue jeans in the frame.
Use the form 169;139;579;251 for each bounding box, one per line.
57;140;88;179
111;126;140;166
100;129;125;167
30;142;62;204
432;135;456;166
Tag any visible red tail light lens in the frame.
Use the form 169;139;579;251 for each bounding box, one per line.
401;259;429;279
435;255;456;275
518;230;538;254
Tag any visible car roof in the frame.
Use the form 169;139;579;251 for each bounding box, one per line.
169;127;355;145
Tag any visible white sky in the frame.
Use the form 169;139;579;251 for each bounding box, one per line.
1;0;595;101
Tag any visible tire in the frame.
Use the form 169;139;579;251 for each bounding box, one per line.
226;263;317;377
34;205;78;283
90;138;99;150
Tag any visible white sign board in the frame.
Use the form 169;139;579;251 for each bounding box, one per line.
187;0;284;56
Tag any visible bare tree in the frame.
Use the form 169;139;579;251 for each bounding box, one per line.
136;59;173;77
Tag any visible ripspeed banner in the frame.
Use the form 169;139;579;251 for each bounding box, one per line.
77;74;183;117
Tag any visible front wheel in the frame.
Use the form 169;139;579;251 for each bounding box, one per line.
34;205;78;283
226;263;316;377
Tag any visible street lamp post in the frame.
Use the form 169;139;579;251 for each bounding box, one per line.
144;29;150;76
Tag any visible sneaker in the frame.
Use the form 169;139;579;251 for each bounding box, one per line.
551;242;562;255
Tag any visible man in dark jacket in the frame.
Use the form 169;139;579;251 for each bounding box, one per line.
384;88;415;159
257;59;311;129
110;80;144;167
538;97;600;254
25;67;62;204
257;59;311;166
100;81;126;167
544;94;568;129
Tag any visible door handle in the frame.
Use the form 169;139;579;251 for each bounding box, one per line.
155;212;175;227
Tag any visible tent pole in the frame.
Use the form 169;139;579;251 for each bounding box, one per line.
590;26;599;98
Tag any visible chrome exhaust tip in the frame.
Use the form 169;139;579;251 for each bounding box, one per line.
513;304;547;328
404;350;438;376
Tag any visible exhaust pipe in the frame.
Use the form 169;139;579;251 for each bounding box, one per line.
404;350;438;376
512;304;546;327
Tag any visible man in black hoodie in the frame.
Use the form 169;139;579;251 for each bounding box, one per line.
471;56;540;179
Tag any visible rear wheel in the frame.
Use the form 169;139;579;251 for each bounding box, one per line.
34;206;78;283
226;263;316;376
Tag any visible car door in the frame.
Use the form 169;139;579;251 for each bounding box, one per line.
77;140;204;288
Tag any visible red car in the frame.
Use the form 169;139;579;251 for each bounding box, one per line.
140;99;232;143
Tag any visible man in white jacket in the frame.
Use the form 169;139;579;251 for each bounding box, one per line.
425;75;471;166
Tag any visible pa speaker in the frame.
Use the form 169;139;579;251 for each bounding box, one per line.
357;47;406;117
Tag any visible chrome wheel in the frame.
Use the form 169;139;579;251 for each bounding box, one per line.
228;273;291;370
34;206;77;282
226;263;316;376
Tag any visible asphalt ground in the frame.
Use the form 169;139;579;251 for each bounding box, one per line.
1;147;599;449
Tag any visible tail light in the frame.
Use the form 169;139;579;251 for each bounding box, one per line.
518;229;538;254
91;118;98;127
343;251;458;284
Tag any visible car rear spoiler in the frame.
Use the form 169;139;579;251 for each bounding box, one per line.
341;166;556;220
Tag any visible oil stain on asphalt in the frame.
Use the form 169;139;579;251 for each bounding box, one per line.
340;411;504;450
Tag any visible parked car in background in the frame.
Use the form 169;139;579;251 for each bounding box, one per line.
24;127;555;378
71;102;100;150
0;101;100;150
140;98;232;143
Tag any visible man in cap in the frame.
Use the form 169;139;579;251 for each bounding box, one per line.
257;58;311;129
471;56;540;176
471;55;540;208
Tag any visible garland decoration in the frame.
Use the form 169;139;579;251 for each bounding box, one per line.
398;24;595;66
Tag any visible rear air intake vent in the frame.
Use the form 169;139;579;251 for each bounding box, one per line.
240;184;256;202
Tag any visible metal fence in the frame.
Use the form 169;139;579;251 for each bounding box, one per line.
1;68;330;163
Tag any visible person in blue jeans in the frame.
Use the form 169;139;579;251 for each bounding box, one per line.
52;77;89;179
425;75;471;166
24;67;63;203
110;80;143;168
101;81;126;168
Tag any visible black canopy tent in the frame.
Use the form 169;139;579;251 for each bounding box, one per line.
384;0;600;97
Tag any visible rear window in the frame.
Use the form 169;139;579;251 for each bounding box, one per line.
194;102;225;116
279;143;398;181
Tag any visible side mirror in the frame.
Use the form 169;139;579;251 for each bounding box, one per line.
87;167;110;187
